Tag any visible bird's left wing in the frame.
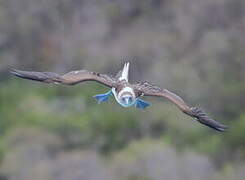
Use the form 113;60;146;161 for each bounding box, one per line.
10;69;116;87
133;81;227;132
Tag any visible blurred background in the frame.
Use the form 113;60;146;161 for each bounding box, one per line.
0;0;245;179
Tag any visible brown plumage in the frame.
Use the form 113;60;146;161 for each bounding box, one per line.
10;69;116;87
133;81;227;131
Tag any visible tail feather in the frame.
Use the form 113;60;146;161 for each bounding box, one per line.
119;62;130;82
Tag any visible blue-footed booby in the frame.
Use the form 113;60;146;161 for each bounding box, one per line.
10;62;227;131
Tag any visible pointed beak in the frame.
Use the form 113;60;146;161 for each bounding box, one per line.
125;98;129;105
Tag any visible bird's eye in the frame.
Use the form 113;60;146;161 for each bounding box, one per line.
128;97;132;102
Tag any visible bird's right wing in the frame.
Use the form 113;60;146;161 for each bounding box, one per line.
133;81;227;131
10;69;116;87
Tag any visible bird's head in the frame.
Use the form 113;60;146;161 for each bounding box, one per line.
112;86;136;108
119;94;135;107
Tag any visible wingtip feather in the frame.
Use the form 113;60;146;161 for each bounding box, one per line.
190;107;228;132
10;69;25;77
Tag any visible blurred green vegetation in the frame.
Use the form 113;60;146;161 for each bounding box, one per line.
0;77;244;163
0;80;144;154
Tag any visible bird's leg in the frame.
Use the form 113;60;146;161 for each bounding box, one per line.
135;98;150;109
93;90;113;104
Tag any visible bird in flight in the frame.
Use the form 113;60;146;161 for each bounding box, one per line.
11;62;227;131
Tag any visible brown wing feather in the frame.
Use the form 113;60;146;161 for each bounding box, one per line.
134;81;227;131
10;69;116;87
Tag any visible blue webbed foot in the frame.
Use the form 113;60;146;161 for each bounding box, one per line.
93;90;112;104
135;98;150;109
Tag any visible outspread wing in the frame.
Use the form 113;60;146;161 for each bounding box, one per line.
10;69;116;87
134;81;227;131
